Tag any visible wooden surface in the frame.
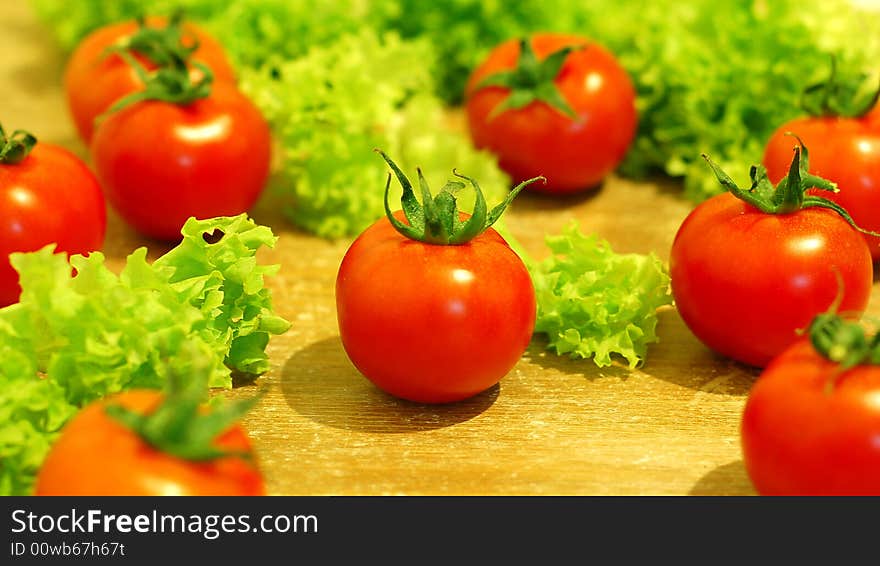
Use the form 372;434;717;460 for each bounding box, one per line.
9;3;877;496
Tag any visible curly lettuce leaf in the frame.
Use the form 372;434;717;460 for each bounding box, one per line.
7;247;229;406
154;215;290;375
372;0;880;201
240;31;508;239
0;214;288;494
0;340;76;496
32;0;880;208
530;223;672;368
29;0;376;67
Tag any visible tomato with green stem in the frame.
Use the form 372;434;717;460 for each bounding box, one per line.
64;13;236;143
464;33;636;195
670;142;873;368
763;60;880;260
0;125;105;307
742;309;880;495
335;150;540;404
90;45;270;241
35;352;265;496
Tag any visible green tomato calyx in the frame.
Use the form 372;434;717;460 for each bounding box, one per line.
0;123;37;165
809;313;880;372
99;12;214;120
807;287;880;392
376;149;544;245
800;55;880;119
105;342;258;462
475;37;581;120
702;136;880;237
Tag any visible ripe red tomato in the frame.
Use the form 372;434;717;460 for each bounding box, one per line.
336;209;536;404
669;191;872;368
35;390;265;496
763;117;880;260
741;337;880;495
464;33;637;195
0;134;105;307
64;16;236;143
91;82;271;241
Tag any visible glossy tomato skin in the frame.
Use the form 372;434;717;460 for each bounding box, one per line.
0;143;106;306
35;390;265;496
669;193;872;368
336;212;536;404
763;116;880;260
464;33;637;195
64;17;236;143
742;338;880;495
91;82;271;241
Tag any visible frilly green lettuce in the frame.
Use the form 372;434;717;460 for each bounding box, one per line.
155;215;290;375
0;214;288;495
0;346;75;497
240;31;508;239
32;0;880;210
530;223;672;369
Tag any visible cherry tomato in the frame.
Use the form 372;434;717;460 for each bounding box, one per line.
0;137;105;307
64;16;236;143
91;82;271;241
336;210;536;404
35;390;265;496
742;337;880;495
669;192;872;368
464;33;637;195
866;102;880;127
763;117;880;260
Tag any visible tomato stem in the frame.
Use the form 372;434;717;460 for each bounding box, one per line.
0;124;37;165
377;149;544;245
121;10;198;69
808;310;880;392
702;137;880;237
105;343;258;462
96;12;214;121
474;37;581;119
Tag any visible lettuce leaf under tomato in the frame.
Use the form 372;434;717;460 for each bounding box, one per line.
529;223;672;369
0;214;288;495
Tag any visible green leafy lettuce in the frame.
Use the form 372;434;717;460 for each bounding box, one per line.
0;348;75;497
0;214;289;495
530;223;672;369
239;30;508;238
31;0;880;210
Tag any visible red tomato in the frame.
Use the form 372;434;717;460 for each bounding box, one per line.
763;117;880;260
64;16;237;143
464;33;637;195
742;338;880;495
91;82;271;241
669;192;872;368
868;103;880;126
336;211;536;404
0;140;105;307
35;390;265;496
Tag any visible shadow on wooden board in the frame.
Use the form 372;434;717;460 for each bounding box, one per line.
689;460;756;496
280;336;498;433
524;307;760;395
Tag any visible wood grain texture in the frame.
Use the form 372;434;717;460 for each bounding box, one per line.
7;2;879;496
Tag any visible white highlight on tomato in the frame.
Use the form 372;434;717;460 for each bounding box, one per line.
452;268;474;283
174;115;231;143
584;71;604;93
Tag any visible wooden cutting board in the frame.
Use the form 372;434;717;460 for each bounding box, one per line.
11;1;876;496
